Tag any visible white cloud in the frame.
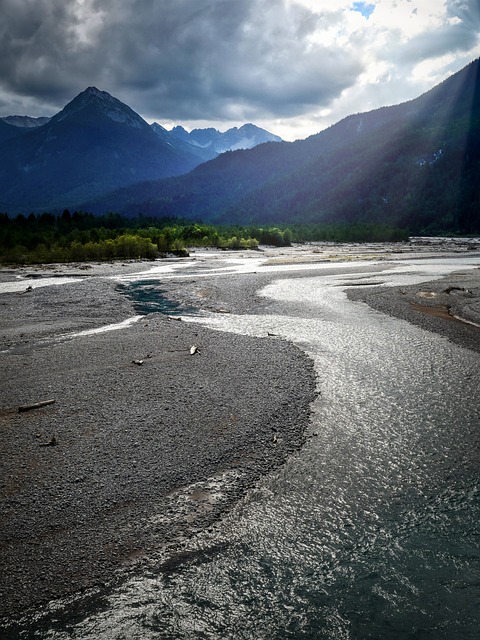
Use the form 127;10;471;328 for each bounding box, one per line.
369;0;446;36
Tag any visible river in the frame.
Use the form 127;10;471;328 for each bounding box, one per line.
6;251;480;639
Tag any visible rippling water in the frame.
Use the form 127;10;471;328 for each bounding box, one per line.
7;256;480;639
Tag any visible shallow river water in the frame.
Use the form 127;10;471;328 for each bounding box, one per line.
9;255;480;639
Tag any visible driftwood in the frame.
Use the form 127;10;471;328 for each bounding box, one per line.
166;346;200;354
19;285;33;295
18;399;55;413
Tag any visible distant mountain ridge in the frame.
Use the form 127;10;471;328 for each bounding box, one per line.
0;115;50;128
169;123;282;155
0;87;281;214
150;122;219;163
84;58;480;235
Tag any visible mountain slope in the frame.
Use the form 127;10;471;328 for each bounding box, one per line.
0;120;29;143
235;59;480;233
0;87;202;213
88;59;480;234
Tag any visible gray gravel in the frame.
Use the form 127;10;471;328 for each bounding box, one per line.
347;267;480;354
0;264;316;618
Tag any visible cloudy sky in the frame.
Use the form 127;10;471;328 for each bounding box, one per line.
0;0;479;140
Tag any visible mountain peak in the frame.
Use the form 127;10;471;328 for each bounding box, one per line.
52;86;148;130
84;86;104;96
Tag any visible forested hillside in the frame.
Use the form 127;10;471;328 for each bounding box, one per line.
85;59;480;235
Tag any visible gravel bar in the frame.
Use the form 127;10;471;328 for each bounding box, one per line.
0;262;316;618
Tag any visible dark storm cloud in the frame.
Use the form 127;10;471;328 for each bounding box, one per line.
87;0;364;119
0;1;86;99
1;0;479;135
0;0;363;119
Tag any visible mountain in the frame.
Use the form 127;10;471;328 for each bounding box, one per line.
85;59;480;235
150;122;217;163
0;115;50;128
169;123;282;155
0;87;203;213
0;86;284;214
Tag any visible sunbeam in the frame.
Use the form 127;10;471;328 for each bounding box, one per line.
406;57;480;233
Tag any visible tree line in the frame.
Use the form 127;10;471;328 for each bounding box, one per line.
0;210;408;264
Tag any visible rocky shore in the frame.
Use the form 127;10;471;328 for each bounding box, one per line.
0;262;316;619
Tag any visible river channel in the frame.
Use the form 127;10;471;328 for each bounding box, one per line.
7;251;480;639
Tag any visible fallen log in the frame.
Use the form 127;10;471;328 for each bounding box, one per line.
18;399;55;413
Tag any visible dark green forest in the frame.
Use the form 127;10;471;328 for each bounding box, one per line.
0;211;408;264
